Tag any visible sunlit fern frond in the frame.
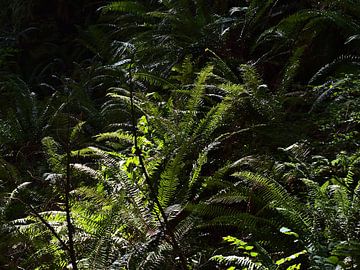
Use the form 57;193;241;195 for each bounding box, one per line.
8;210;69;269
178;65;214;139
211;254;267;270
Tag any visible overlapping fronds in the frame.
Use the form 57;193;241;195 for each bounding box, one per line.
233;171;310;232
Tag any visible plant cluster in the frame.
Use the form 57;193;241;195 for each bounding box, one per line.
1;0;360;269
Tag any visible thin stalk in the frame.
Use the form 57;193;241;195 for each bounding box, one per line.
128;63;188;270
65;96;78;270
65;143;78;270
16;198;70;253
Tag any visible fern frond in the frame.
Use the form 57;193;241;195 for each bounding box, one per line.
156;154;184;210
240;64;263;92
206;48;239;83
101;1;146;15
7;181;32;202
281;46;306;92
42;137;64;172
207;191;248;204
70;121;86;143
179;65;214;138
71;163;101;180
233;171;311;231
211;254;266;270
95;130;133;144
309;55;360;84
134;72;176;89
188;152;207;190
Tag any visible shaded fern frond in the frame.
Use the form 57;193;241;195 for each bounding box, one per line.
233;171;310;231
42;137;64;173
134;72;176;89
309;55;360;84
101;1;146;15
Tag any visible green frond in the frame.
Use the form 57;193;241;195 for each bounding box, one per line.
7;181;32;203
37;211;67;227
71;163;102;180
156;154;184;209
179;65;214;137
192;104;226;143
74;146;126;162
188;152;207;191
207;191;248;205
95;130;133;145
206;213;278;231
101;1;146;15
267;10;359;39
309;55;360;84
240;64;263;92
137;246;171;270
134;72;176;89
233;171;311;231
189;203;241;220
218;82;246;96
171;55;195;84
206;48;239;83
70;121;86;143
173;215;195;242
281;46;306;92
41;137;64;173
200;88;242;130
211;254;266;270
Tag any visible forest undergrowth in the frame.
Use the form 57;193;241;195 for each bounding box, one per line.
1;1;360;269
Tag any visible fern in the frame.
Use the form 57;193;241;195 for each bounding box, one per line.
309;55;360;84
42;137;65;173
233;171;310;232
156;152;185;210
101;1;146;15
211;254;266;270
178;65;214;138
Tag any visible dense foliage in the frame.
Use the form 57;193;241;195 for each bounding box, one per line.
1;0;360;269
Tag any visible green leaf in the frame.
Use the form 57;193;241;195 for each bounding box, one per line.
250;252;259;257
326;256;339;265
287;264;301;270
223;236;247;247
276;250;307;265
276;258;286;265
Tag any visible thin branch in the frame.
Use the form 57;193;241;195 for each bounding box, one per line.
14;198;70;253
65;91;78;270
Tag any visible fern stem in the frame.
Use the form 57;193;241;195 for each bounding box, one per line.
65;94;78;270
65;144;78;270
15;198;70;254
128;60;188;270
